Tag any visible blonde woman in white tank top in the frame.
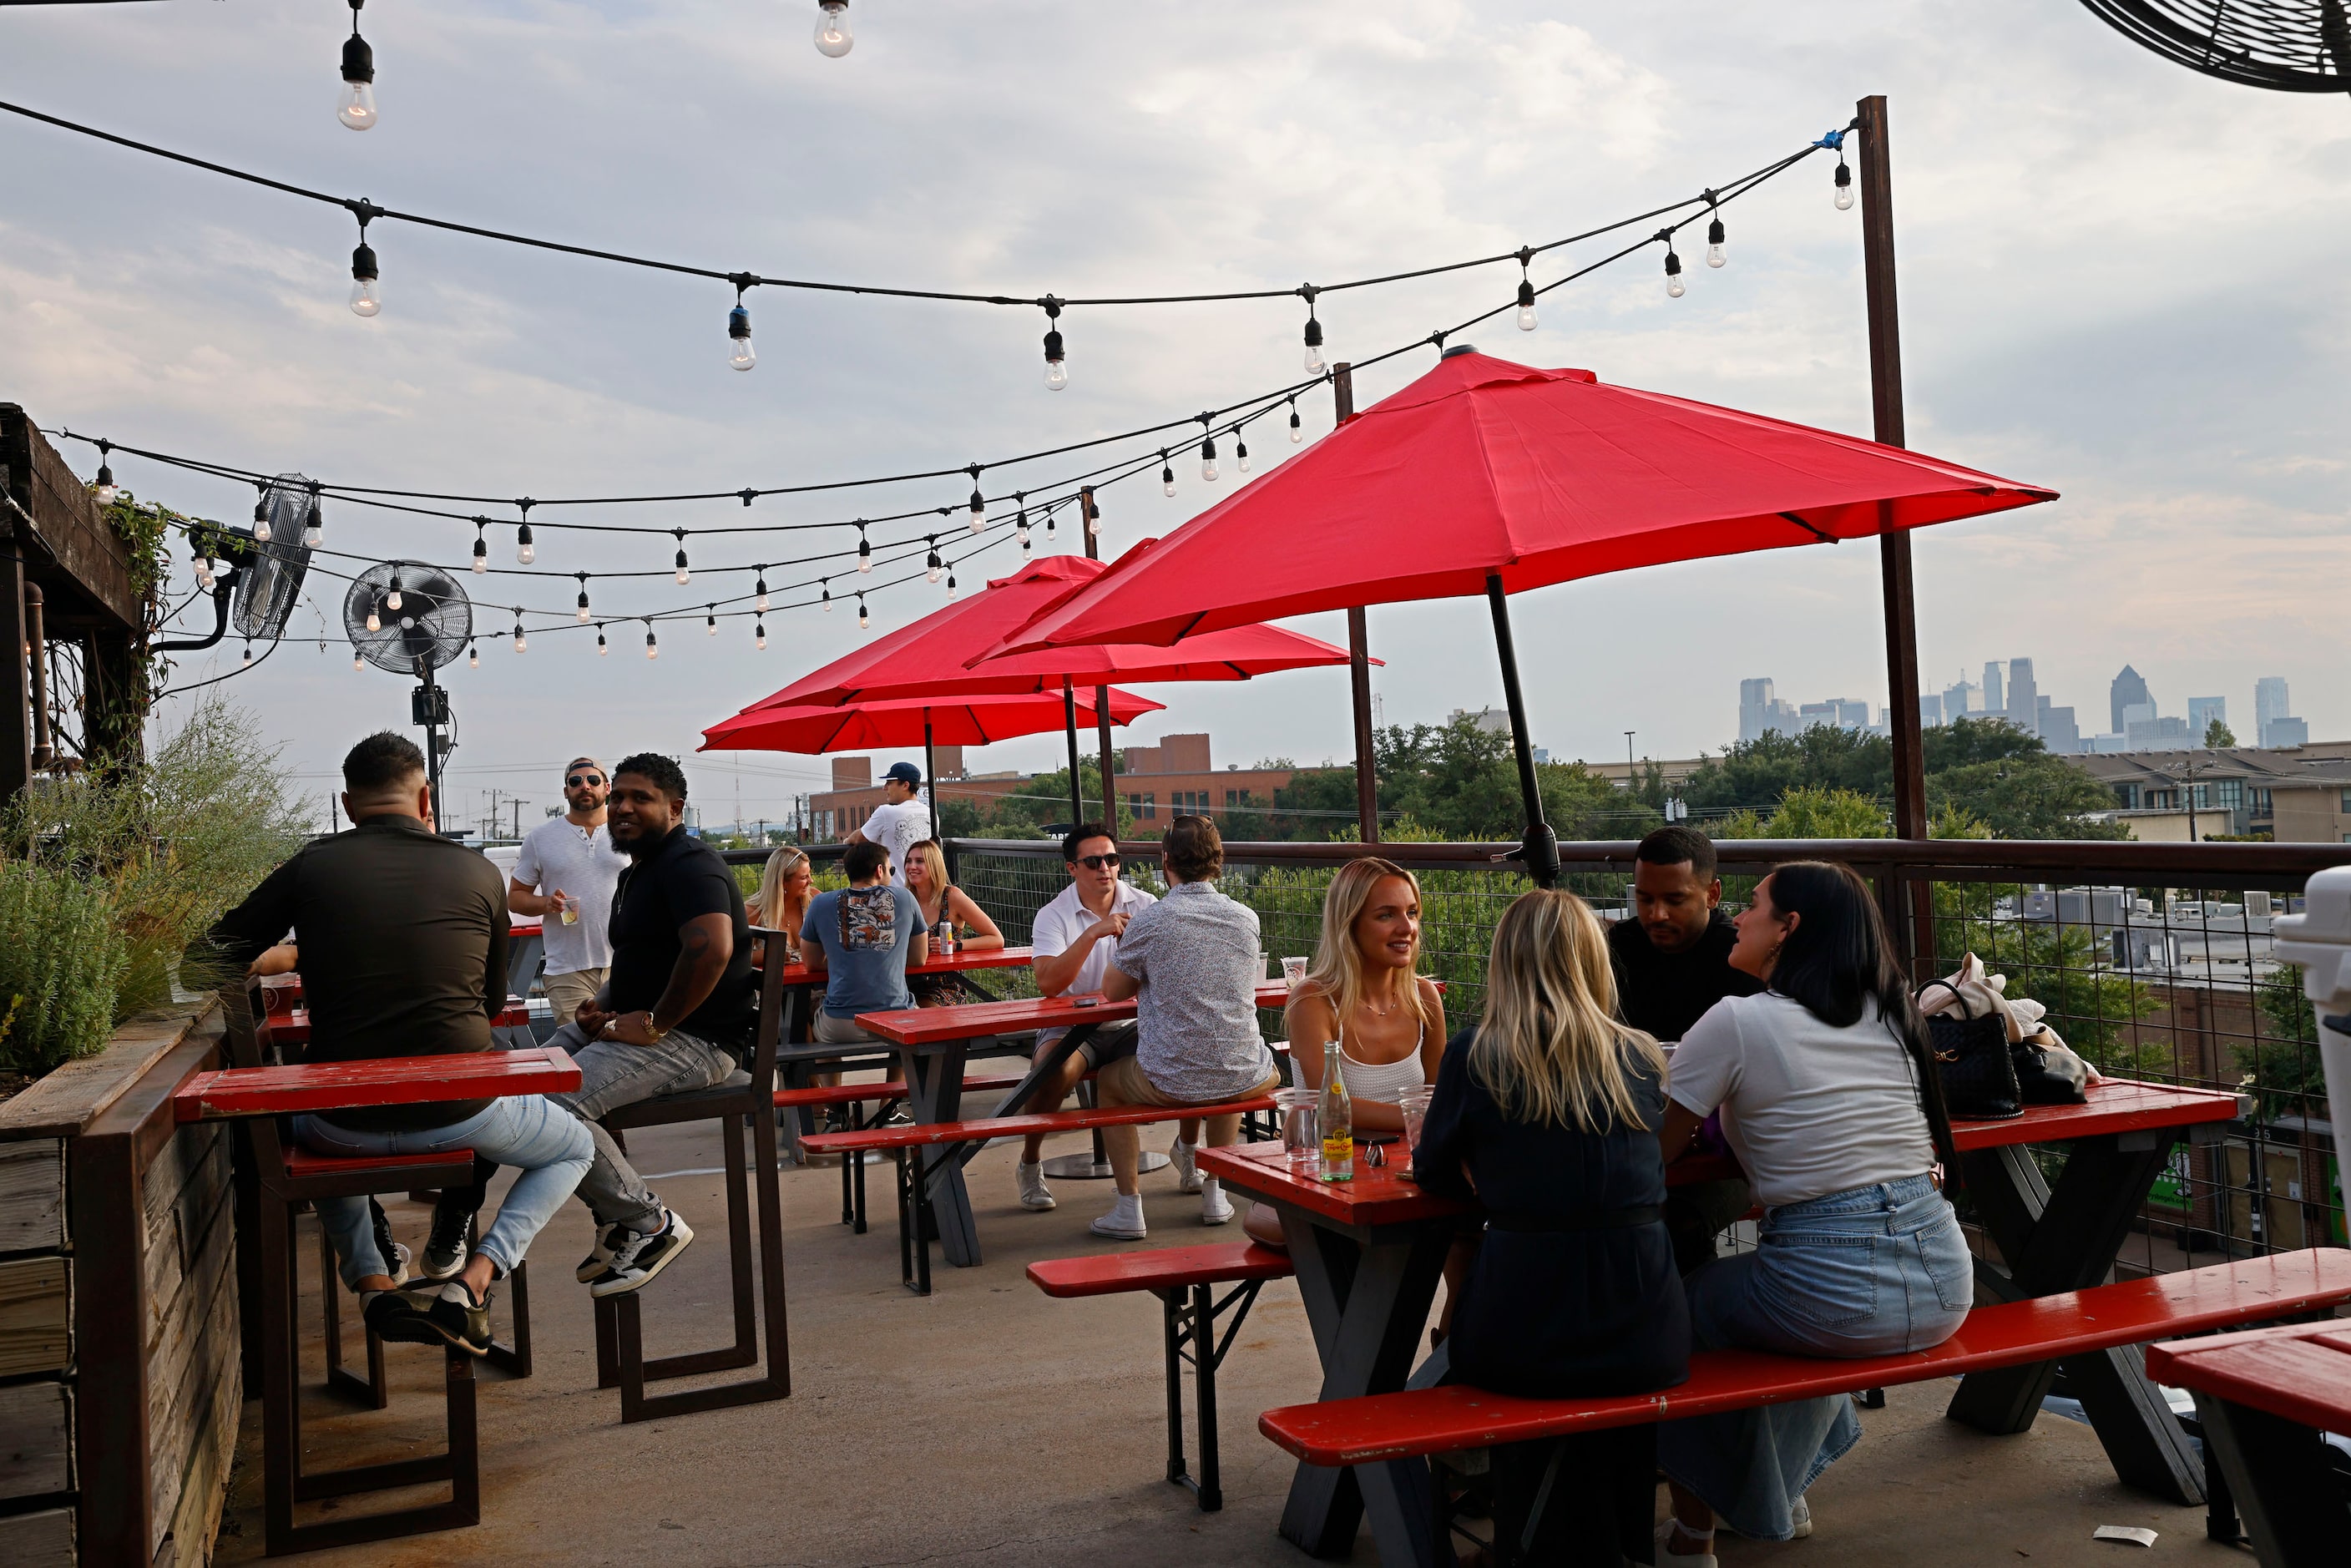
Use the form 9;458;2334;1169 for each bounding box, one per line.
1246;858;1446;1247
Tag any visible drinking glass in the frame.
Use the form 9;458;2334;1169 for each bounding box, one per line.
558;892;579;927
1282;956;1310;989
1396;1085;1435;1180
1276;1087;1318;1168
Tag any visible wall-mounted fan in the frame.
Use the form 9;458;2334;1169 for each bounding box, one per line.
344;560;472;821
235;473;316;640
2076;2;2351;92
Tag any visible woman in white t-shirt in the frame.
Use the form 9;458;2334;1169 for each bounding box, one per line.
1654;860;1968;1565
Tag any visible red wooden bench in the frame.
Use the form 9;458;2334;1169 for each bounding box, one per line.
1256;1250;2351;1551
801;1094;1279;1294
1030;1242;1296;1511
775;1072;1030;1232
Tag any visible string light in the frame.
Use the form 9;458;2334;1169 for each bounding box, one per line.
945;569;958;599
92;439;116;503
1160;451;1176;498
857;523;872;574
516;505;535;564
468;643;478;668
924;534;943;584
645;625;659;660
364;604;381;632
1831;132;1854;209
814;0;853;58
353;650;364;670
384;583;402;610
857;591;868;629
755;571;770;613
471;519;488;573
597;625;608;656
242;641;253;666
1301;288;1327;376
349;231;380;317
755;620;768;649
1289;397;1303;444
705;606;717;635
674;529;691;584
1236;434;1251;475
727;286;755;372
337;0;377;132
513;612;527;653
1706;193;1727;267
1016;503;1031;552
1197;417;1219;483
576;574;592;623
1084;491;1100;539
821;579;832;612
1041;298;1067;391
191;542;215;590
1662;230;1685;298
303;482;324;547
967;466;987;532
1516;246;1539;331
250;484;272;543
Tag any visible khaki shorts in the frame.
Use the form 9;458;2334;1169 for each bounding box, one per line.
1095;1054;1281;1110
544;968;605;1026
811;1010;882;1046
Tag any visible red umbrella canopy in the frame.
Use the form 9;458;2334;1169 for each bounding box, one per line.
996;350;2059;651
744;553;1358;711
700;687;1164;755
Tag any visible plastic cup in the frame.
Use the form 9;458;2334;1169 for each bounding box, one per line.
1276;1088;1318;1168
1396;1085;1435;1180
1282;956;1310;989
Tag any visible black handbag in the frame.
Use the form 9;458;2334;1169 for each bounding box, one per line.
2012;1037;2090;1105
1916;980;2022;1120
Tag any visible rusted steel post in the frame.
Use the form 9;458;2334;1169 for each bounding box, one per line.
1332;364;1380;844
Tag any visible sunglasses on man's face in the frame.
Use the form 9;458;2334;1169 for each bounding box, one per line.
566;774;604;789
1076;853;1122;871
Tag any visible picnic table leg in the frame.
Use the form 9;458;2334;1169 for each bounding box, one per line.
2191;1393;2340;1567
1274;1211;1450;1565
1949;1132;2205;1505
899;1041;983;1267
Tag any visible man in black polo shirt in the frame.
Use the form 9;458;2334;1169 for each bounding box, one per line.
1608;825;1761;1272
206;733;594;1353
547;753;757;1297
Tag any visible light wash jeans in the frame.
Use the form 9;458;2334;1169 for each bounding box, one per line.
544;1023;740;1234
295;1095;594;1291
1658;1171;1971;1540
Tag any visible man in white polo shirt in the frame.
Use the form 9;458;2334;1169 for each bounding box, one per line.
846;761;933;889
1011;822;1156;1213
509;756;631;1024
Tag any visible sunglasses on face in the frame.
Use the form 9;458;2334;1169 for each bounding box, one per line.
1076;853;1122;871
566;774;604;788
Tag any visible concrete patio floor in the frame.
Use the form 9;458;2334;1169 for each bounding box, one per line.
215;1115;2247;1567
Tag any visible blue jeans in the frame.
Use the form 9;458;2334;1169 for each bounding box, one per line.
544;1023;739;1233
1658;1172;1971;1540
295;1096;594;1291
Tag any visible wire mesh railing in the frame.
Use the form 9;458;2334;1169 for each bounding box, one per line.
948;833;2351;1270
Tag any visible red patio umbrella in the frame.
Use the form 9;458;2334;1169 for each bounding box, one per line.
995;347;2058;883
698;687;1164;839
733;553;1360;832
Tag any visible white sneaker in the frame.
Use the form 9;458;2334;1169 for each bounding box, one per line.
1789;1495;1813;1539
1200;1180;1234;1227
1653;1520;1717;1567
1089;1196;1147;1241
1170;1139;1202;1193
1016;1160;1056;1211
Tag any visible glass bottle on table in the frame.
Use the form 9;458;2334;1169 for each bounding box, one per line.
1317;1039;1352;1182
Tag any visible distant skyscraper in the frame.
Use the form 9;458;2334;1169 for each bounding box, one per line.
1918;692;1945;726
2255;676;2294;746
2187;696;2227;744
2038;700;2081;755
1943;677;1983;721
2005;659;2039;737
1740;677;1775;743
2111;665;2152;735
1981;661;2005;718
2266;716;2309;748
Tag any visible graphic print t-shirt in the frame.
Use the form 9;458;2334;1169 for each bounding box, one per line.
801;883;921;1016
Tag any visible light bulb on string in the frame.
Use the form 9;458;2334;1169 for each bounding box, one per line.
755;572;770;614
1044;507;1056;539
1706;210;1727;268
353;650;363;670
1161;452;1176;498
364;605;381;632
856;524;872;574
468;644;478;669
338;1;377;130
471;521;488;574
1040;297;1067;390
814;0;853;58
1236;436;1251;475
1516;277;1538;331
1288;397;1303;444
576;575;592;623
756;621;768;650
727;289;755;372
384;584;402;611
1017;505;1031;552
925;535;943;584
705;607;717;636
821;580;832;613
857;594;869;630
515;512;535;565
512;614;527;653
1663;238;1685;298
303;485;323;547
1085;493;1100;539
241;642;253;667
348;235;380;317
1834;155;1853;210
946;570;958;600
192;545;214;591
1198;422;1219;483
597;626;608;656
967;468;987;532
92;441;116;503
674;530;691;584
250;488;272;543
645;625;658;660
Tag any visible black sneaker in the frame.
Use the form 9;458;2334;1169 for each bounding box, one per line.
574;1222;624;1283
369;1199;412;1285
363;1289;441;1347
589;1210;695;1298
394;1279;493;1356
422;1202;473;1281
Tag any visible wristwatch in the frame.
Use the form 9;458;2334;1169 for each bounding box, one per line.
639;1010;670;1043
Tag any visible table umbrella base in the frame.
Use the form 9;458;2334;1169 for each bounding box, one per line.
1042;1151;1170;1180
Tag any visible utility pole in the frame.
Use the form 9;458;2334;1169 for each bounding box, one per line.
1625;731;1636;790
1335;362;1379;845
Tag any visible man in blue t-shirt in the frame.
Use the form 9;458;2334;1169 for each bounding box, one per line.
800;839;928;1045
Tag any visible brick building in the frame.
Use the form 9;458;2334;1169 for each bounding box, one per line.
807;747;1030;841
1113;734;1293;832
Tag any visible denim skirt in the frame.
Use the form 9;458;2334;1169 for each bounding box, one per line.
1657;1172;1972;1540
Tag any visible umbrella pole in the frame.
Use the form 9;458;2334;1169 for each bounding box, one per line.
1485;574;1559;889
923;712;940;843
1095;686;1116;834
1348;607;1378;844
1062;678;1084;831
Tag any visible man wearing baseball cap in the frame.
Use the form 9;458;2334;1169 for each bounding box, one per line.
846;761;931;890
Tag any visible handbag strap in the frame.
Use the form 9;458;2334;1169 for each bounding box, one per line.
1914;978;1976;1019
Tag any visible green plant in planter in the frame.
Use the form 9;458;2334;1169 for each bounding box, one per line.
0;861;130;1073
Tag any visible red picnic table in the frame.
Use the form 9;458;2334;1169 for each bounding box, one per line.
262;994;535;1052
2146;1322;2351;1565
769;943;1034;1039
847;982;1292;1270
1202;1076;2251;1564
174;1045;580;1124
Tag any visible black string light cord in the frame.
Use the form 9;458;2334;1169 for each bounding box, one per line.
0;93;1826;331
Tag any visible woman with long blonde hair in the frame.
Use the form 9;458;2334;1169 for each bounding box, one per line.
902;839;1004;1005
1415;888;1688;1561
745;846;814;962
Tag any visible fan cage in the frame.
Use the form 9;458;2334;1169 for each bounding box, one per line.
2077;0;2351;92
232;473;316;640
343;559;473;676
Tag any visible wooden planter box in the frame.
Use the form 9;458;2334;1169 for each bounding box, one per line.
0;1001;237;1567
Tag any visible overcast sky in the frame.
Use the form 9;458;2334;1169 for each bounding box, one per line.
5;2;2345;830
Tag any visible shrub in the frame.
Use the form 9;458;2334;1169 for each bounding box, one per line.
0;860;131;1073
